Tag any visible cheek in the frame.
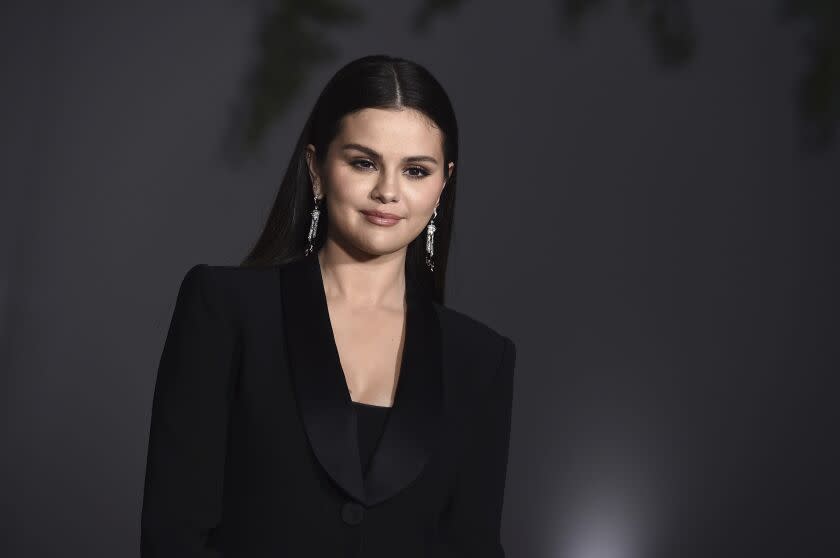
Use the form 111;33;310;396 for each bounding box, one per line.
403;187;440;231
326;167;362;200
406;183;442;213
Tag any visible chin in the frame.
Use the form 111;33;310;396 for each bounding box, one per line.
352;235;411;257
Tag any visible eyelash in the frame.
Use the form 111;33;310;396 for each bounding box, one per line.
350;159;431;180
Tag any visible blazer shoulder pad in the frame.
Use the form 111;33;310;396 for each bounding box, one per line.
180;263;276;330
433;301;513;352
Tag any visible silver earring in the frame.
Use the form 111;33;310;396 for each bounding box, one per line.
425;207;437;271
305;194;321;256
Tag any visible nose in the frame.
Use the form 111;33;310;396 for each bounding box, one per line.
372;169;401;202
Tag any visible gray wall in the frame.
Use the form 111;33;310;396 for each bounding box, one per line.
2;1;837;556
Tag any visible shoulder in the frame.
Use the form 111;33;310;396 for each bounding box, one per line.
433;301;513;347
432;301;516;373
431;302;517;418
177;263;278;297
173;263;283;328
185;262;279;288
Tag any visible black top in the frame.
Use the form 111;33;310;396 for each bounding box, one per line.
351;400;391;476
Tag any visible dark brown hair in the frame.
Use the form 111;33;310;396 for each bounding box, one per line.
240;54;459;304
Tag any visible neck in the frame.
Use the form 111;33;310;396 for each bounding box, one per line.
317;240;407;310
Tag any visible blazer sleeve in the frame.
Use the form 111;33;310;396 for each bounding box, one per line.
140;264;237;558
440;335;517;558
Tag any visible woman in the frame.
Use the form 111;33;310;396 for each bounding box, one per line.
140;54;517;557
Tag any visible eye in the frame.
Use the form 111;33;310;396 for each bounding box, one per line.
350;159;431;180
405;166;431;180
351;159;375;171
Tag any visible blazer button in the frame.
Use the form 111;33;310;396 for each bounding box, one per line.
341;501;365;525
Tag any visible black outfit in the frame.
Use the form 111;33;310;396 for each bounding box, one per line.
352;401;391;477
140;252;517;557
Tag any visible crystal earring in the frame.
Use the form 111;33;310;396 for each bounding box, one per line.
305;194;321;256
425;207;437;271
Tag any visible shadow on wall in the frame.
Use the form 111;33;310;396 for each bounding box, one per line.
218;0;840;163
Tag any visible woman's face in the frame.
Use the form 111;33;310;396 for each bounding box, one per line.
305;107;454;259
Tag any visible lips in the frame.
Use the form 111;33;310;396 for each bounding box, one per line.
361;209;403;227
361;210;403;220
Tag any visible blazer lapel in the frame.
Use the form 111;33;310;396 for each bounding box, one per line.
279;252;443;507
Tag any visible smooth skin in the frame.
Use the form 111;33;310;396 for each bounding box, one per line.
304;107;455;408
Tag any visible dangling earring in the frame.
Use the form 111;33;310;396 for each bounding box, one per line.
305;194;321;256
425;207;437;271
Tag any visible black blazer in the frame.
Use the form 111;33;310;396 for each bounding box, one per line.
140;252;517;557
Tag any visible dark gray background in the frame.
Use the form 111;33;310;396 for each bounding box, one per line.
2;0;837;556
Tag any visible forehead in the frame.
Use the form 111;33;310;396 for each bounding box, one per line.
334;107;444;157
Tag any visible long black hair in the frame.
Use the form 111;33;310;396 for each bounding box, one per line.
240;54;459;305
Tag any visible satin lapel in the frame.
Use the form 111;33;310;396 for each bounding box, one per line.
279;253;443;507
364;267;443;506
280;254;365;503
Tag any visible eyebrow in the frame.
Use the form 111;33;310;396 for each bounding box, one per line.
341;143;439;165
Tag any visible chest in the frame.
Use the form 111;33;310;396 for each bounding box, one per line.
325;300;407;407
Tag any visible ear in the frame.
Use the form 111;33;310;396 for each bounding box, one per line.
304;144;322;198
436;161;455;208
